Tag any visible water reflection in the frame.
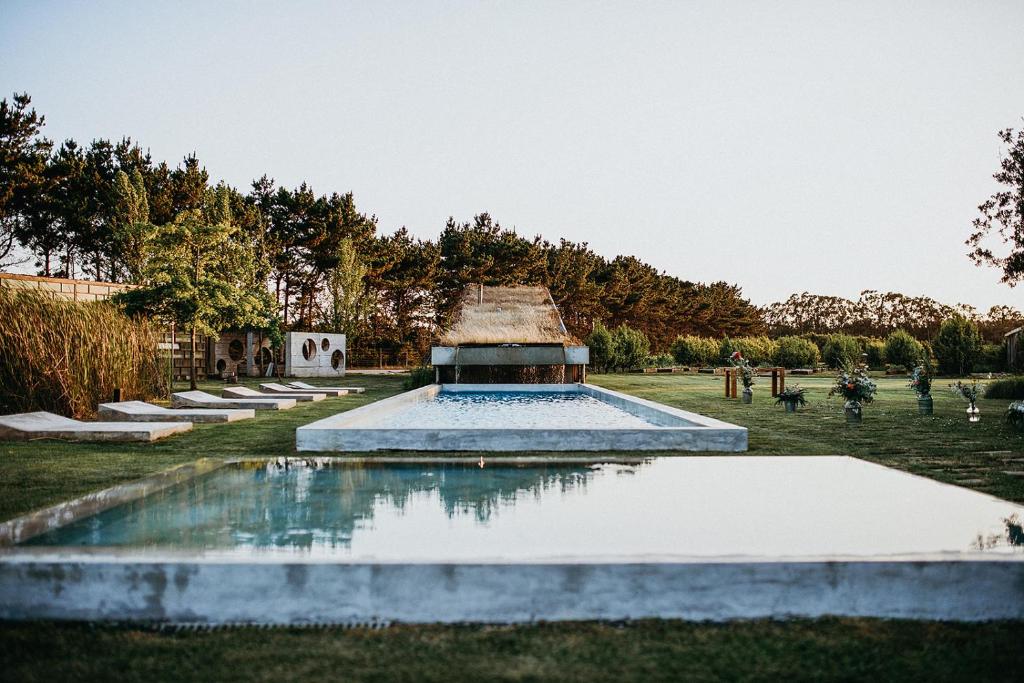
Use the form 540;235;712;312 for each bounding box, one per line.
25;461;602;551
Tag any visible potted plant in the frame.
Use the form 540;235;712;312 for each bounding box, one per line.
828;366;877;424
950;380;981;423
774;386;807;413
907;362;933;415
730;351;756;404
1007;401;1024;431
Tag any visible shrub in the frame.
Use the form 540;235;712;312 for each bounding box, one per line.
645;352;674;368
884;330;925;371
821;334;862;369
403;366;435;389
670;335;719;367
0;289;167;419
933;315;982;376
611;324;650;371
864;340;886;370
983;377;1024;400
585;321;614;373
731;336;779;366
976;343;1007;373
772;336;820;368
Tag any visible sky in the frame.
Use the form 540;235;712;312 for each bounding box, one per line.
1;0;1022;310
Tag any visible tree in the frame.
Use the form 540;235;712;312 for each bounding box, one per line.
318;238;372;340
822;334;862;369
967;126;1024;286
610;324;649;371
932;315;982;376
585;321;614;373
883;330;925;371
118;184;277;389
0;92;51;269
110;169;153;283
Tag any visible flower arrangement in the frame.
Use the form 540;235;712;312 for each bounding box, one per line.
730;351;756;388
950;380;980;407
907;362;932;397
774;386;807;407
828;366;877;406
1007;401;1024;430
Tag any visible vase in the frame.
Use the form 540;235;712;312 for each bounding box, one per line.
967;404;980;423
784;401;797;413
917;395;933;415
742;387;752;404
844;400;862;425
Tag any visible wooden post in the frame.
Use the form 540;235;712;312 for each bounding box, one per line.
780;367;785;394
724;369;731;397
730;370;738;398
771;369;778;397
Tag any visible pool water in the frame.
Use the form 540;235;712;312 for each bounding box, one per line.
372;391;658;429
24;457;1024;560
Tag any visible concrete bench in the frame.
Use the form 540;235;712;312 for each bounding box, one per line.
98;401;255;423
288;381;365;394
259;383;343;398
172;390;297;411
0;411;191;443
225;386;325;402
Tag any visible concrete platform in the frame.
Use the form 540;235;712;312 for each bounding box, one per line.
288;381;364;394
0;411;191;443
172;390;297;411
259;382;342;397
98;401;255;423
223;386;325;402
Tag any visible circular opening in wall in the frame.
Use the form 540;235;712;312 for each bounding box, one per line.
321;338;330;351
216;359;227;373
331;350;344;370
228;339;244;361
302;338;317;361
258;347;273;366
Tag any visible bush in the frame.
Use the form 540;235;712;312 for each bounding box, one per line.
403;366;435;389
933;315;982;376
864;340;886;370
772;336;821;368
611;324;650;371
983;377;1024;400
731;336;779;366
670;335;719;367
884;330;925;371
821;334;862;369
585;322;614;373
0;289;167;419
976;343;1007;373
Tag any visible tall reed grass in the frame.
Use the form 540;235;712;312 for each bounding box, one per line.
0;289;167;418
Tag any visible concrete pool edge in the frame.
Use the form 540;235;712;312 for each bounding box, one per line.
295;383;748;452
2;556;1023;623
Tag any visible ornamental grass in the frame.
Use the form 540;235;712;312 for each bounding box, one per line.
0;288;167;419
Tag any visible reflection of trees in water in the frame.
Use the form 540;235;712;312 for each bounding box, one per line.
971;514;1024;551
183;462;600;550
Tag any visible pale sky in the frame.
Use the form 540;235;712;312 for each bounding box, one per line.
2;0;1022;310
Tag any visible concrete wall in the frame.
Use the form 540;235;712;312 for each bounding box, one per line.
285;332;346;378
2;554;1022;624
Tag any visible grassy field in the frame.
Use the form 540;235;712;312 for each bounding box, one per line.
2;371;1024;681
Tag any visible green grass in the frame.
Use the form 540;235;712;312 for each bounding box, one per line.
3;371;1024;681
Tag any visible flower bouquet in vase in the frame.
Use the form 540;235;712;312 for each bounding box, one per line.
950;380;981;423
730;351;756;404
829;366;877;424
907;362;933;415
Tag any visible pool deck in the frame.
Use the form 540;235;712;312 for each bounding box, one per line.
295;383;748;452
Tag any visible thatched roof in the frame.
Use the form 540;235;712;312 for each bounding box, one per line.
440;285;576;346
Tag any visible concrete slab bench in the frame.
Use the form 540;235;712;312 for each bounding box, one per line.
259;382;343;398
224;386;325;402
98;401;255;423
172;390;297;411
0;411;191;443
288;381;364;394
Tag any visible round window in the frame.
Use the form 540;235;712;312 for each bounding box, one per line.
216;359;227;373
228;339;244;361
321;338;330;351
331;349;344;370
302;338;317;361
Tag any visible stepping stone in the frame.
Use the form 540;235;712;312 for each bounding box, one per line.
1002;471;1024;477
0;411;191;443
98;401;255;423
288;381;366;394
260;382;345;397
172;390;297;411
224;386;325;402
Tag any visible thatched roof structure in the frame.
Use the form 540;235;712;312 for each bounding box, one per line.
440;285;576;346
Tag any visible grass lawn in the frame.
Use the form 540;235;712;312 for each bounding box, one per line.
2;371;1023;681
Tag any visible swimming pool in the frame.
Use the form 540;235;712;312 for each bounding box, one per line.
296;383;748;451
